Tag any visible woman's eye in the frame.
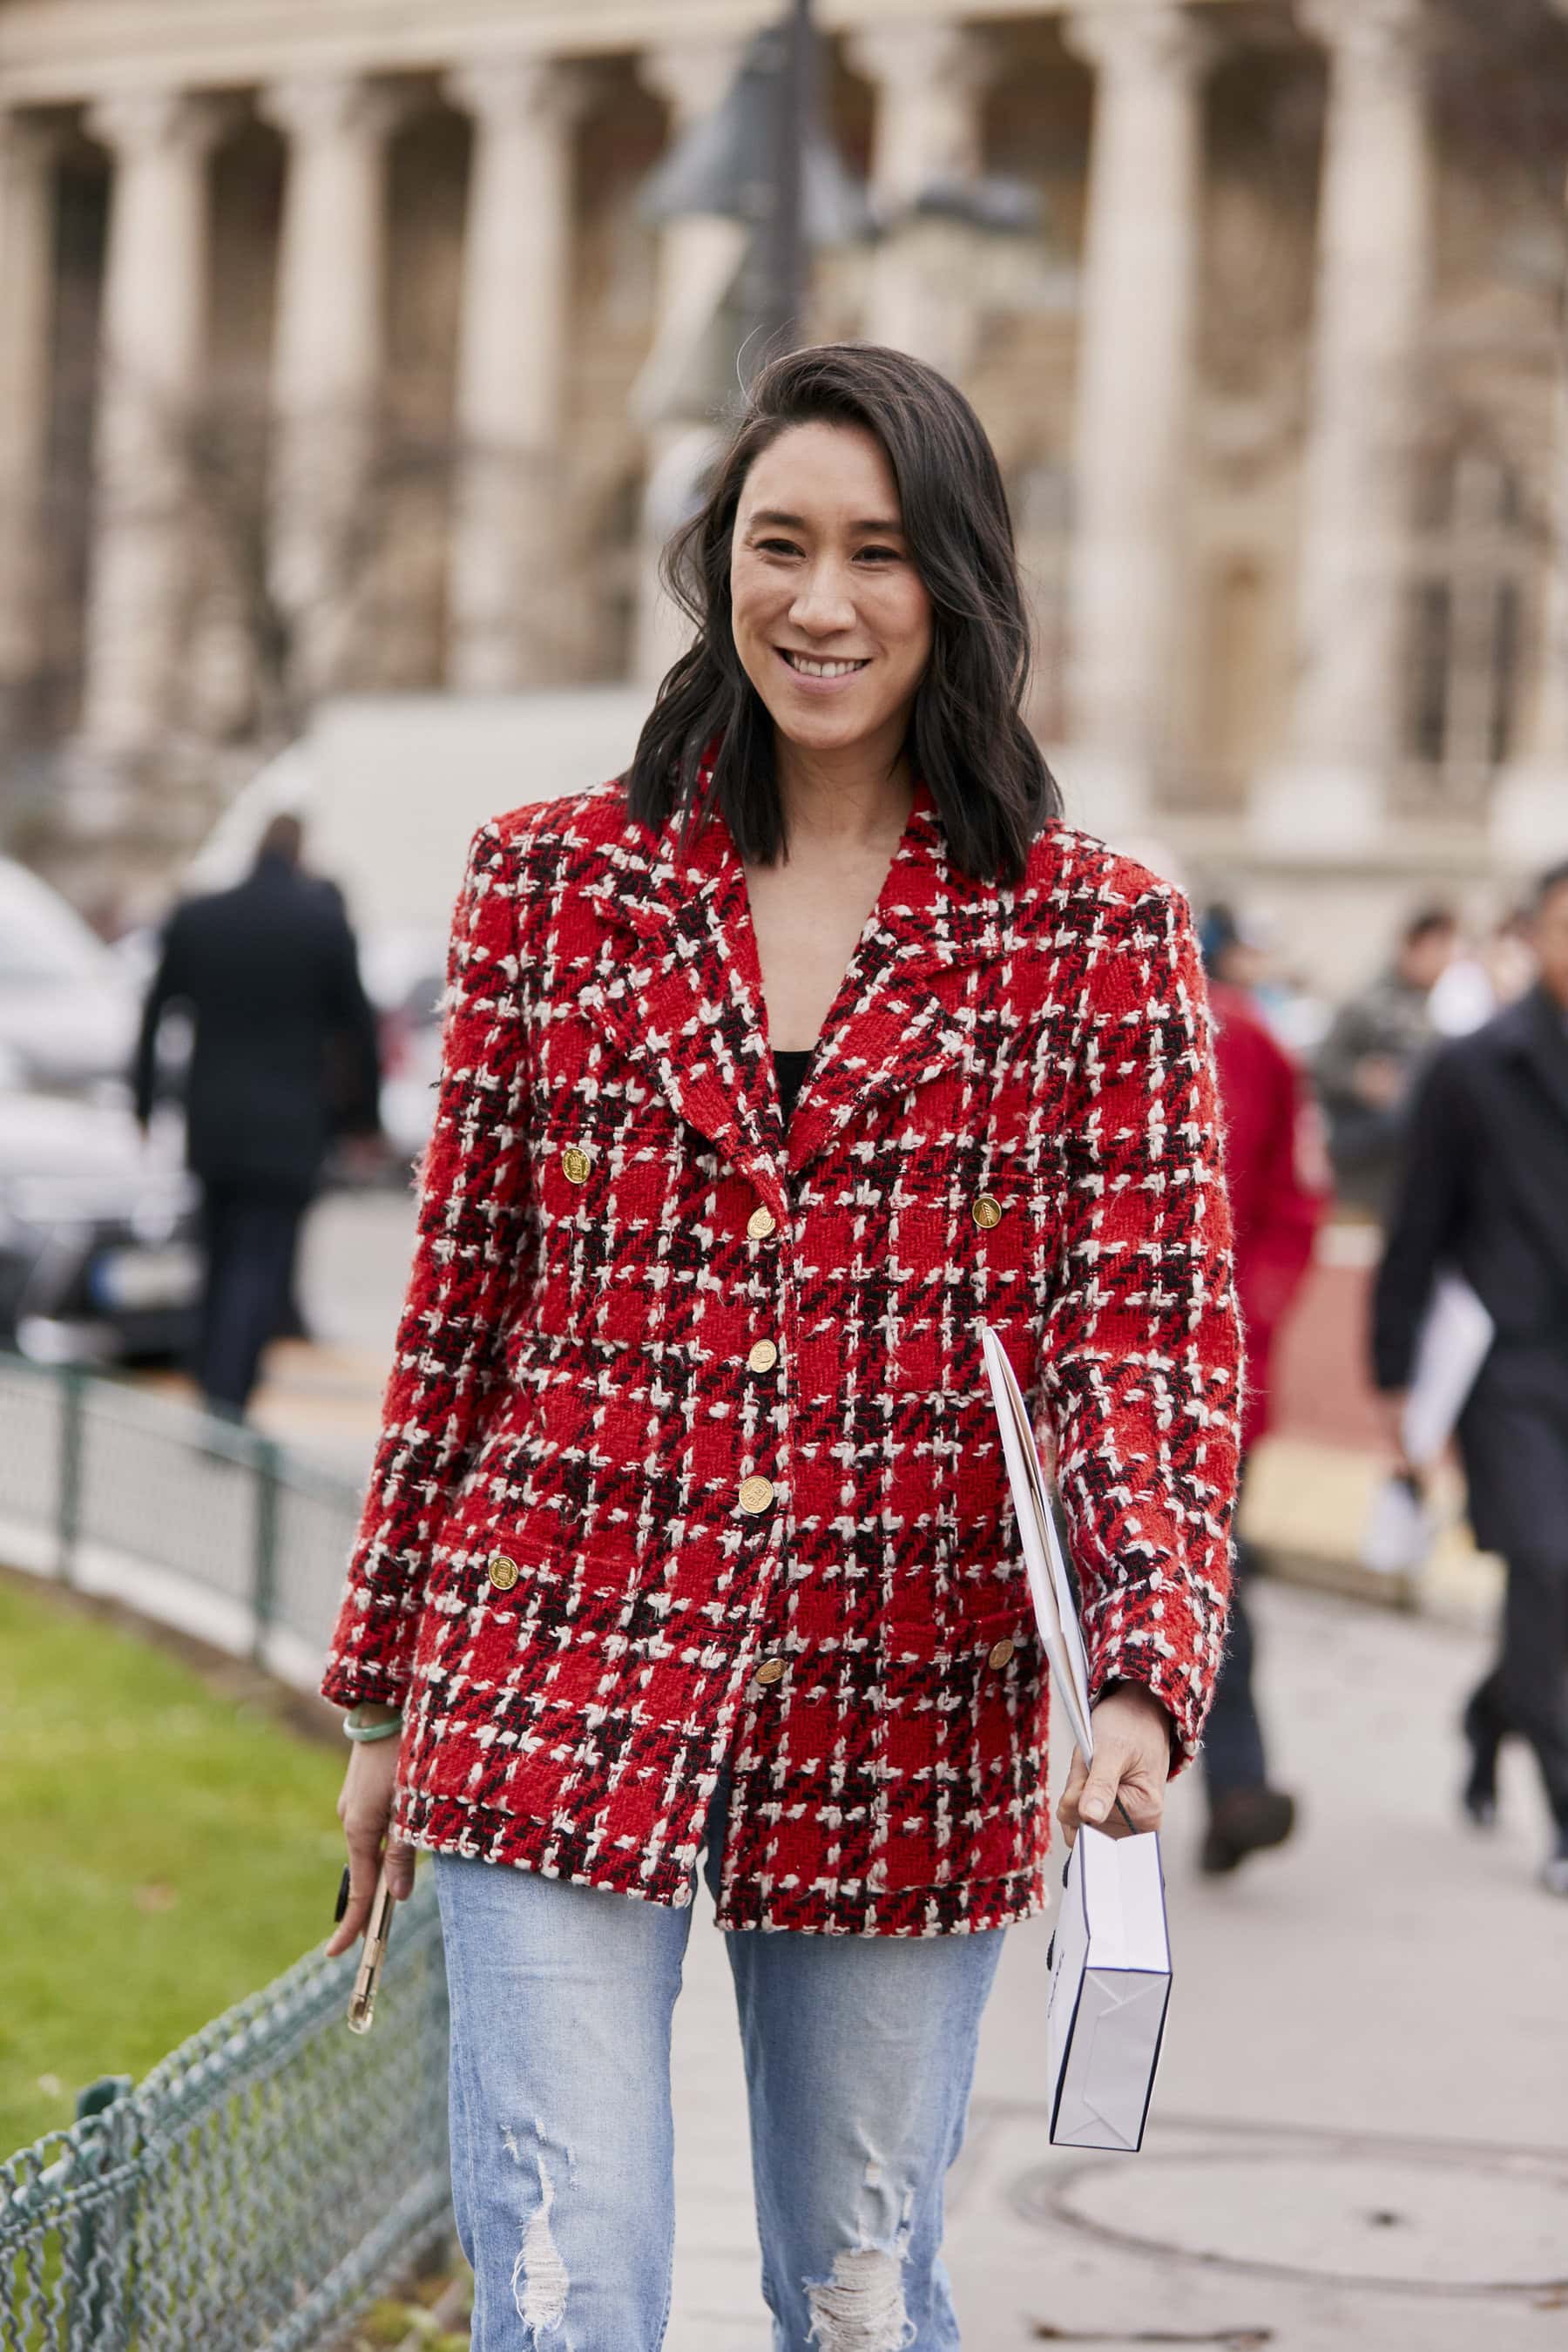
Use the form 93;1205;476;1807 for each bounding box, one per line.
856;545;902;564
756;537;801;557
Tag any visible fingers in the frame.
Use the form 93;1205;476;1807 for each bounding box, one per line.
1056;1747;1090;1848
1093;1771;1164;1839
326;1736;421;1957
327;1741;400;1954
383;1836;417;1903
1058;1685;1174;1845
325;1812;386;1957
1078;1744;1131;1835
1058;1740;1166;1847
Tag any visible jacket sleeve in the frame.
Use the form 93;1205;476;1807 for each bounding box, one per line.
1042;883;1243;1770
131;908;189;1125
321;910;383;1139
321;821;532;1708
1234;1034;1324;1347
1370;1044;1470;1392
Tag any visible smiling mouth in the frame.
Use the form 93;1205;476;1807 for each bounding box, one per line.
777;650;871;679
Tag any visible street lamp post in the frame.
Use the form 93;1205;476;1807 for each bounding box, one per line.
637;0;865;419
755;0;814;358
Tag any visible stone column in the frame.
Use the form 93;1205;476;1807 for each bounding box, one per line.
847;26;997;374
632;39;747;688
0;114;57;706
1251;0;1432;851
444;58;588;691
1493;354;1568;861
1061;3;1211;834
262;74;397;701
78;91;223;762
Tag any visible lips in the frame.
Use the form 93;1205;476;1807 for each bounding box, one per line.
777;649;871;679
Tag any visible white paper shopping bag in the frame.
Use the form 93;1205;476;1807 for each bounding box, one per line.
980;1324;1173;2154
1044;1823;1172;2152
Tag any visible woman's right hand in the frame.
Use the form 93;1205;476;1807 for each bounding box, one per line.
326;1730;418;1958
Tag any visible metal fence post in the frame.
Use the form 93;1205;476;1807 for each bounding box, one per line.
56;1364;85;1585
68;2074;135;2352
252;1432;280;1666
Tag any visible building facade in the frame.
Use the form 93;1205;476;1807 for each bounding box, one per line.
1;0;1566;946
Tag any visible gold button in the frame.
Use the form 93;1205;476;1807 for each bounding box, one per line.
754;1658;786;1687
561;1146;591;1185
747;1339;779;1375
738;1474;775;1514
988;1637;1016;1671
487;1554;520;1592
972;1193;1004;1230
747;1205;777;1240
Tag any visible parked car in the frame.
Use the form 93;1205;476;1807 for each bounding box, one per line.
359;929;444;1166
0;1093;201;1363
0;857;140;1098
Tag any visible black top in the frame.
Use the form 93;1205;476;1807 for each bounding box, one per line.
774;1048;812;1127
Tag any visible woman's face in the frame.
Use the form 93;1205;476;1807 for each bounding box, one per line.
730;421;933;772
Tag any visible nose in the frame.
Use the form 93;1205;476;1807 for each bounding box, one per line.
788;557;857;639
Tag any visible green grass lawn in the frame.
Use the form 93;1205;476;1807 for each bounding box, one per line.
0;1571;348;2159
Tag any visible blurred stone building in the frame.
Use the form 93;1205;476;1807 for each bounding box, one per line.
1;0;1566;958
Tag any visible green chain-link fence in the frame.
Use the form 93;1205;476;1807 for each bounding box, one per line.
0;1351;456;2347
0;1352;362;1693
0;1877;451;2351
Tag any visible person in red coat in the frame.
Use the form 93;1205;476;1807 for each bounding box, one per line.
1200;912;1327;1872
321;346;1240;2350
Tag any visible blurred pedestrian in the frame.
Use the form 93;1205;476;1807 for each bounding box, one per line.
1198;900;1328;1061
1373;861;1568;1898
1429;908;1537;1039
321;345;1242;2349
132;814;381;1419
1315;905;1458;1220
1200;909;1328;1872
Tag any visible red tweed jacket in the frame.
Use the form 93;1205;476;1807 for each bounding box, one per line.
322;779;1241;1935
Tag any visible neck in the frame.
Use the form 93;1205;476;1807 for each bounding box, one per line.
773;733;914;852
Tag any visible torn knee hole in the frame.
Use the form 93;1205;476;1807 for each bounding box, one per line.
499;2132;570;2341
805;2245;913;2352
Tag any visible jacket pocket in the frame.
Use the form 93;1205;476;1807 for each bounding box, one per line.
411;1570;637;1815
874;1605;1044;1894
443;1362;644;1599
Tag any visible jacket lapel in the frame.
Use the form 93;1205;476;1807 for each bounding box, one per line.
582;800;786;1211
585;782;1016;1201
784;789;1016;1181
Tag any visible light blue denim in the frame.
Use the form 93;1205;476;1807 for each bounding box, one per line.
433;1780;1004;2351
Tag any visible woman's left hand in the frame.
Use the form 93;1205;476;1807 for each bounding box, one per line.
1058;1683;1174;1844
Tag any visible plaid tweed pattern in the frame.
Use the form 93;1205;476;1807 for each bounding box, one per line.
322;779;1240;1935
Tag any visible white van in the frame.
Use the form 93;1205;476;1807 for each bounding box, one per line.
184;686;650;1159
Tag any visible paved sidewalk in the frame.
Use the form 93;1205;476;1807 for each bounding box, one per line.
665;1578;1568;2350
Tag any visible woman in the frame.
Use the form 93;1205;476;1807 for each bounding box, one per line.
323;343;1240;2350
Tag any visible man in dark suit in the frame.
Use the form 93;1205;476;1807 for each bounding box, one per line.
1373;862;1568;1896
134;814;381;1417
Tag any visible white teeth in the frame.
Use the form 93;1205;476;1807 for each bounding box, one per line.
784;652;868;679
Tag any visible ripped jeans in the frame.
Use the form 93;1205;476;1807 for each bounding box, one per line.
433;1781;1004;2350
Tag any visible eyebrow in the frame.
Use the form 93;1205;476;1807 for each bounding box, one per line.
744;509;907;536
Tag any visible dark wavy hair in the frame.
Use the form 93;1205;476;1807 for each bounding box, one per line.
625;343;1060;886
